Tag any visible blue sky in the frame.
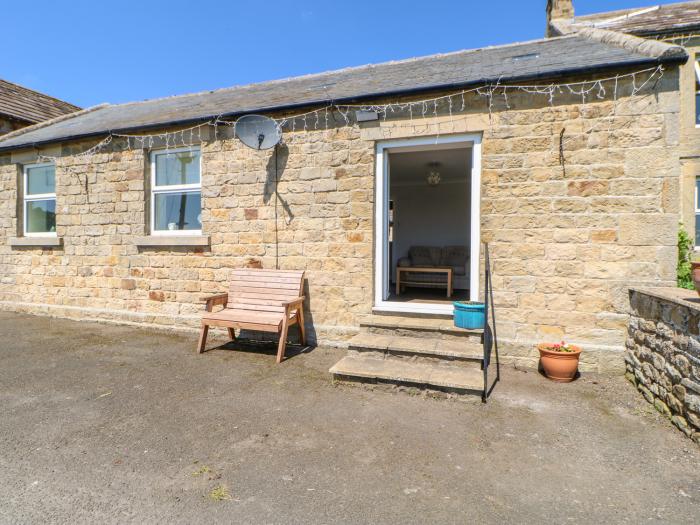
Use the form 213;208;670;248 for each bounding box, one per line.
1;0;670;108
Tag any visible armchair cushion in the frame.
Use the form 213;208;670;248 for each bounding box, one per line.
398;257;412;267
408;246;441;267
441;246;468;272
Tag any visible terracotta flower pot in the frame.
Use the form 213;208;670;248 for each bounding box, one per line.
537;343;583;383
691;262;700;297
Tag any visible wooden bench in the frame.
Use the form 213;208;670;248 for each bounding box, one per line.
198;269;306;363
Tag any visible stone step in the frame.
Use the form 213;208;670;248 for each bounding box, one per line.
348;333;483;364
329;355;484;394
359;314;483;342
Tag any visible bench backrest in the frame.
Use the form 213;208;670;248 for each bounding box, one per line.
228;269;305;314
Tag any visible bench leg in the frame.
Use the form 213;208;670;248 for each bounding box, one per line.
197;323;209;354
276;319;290;364
297;308;307;346
227;327;236;340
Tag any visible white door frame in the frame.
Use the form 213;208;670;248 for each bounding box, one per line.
374;133;482;315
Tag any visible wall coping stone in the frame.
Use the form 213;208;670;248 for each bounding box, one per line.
134;235;210;247
630;287;700;314
9;236;62;247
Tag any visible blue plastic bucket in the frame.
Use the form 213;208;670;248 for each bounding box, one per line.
453;302;485;330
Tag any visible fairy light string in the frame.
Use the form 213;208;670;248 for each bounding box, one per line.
35;65;663;167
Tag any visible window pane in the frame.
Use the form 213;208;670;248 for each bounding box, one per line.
696;178;700;209
154;191;201;231
26;199;56;233
154;150;200;186
26;165;55;195
696;93;700;125
695;214;700;246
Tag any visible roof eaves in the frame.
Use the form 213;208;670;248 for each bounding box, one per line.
0;103;109;150
0;56;671;154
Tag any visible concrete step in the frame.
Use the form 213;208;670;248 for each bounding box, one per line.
348;333;483;364
359;314;483;342
330;355;484;394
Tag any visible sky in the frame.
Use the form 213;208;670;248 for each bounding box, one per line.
1;0;674;108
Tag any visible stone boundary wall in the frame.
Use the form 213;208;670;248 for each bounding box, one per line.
626;288;700;443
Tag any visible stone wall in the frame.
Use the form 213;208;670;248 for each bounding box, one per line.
626;288;700;443
0;68;683;372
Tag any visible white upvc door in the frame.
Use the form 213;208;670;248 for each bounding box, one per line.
374;133;482;315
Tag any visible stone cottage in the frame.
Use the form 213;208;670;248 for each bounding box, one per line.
0;1;697;388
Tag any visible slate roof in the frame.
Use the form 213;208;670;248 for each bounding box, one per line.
576;1;700;36
0;34;685;152
0;79;80;125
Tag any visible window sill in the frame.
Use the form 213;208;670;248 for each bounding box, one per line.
10;236;62;247
134;235;210;247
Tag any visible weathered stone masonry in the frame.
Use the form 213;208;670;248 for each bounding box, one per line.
0;70;683;372
626;288;700;443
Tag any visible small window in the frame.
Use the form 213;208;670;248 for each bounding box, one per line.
150;147;202;235
695;57;700;125
23;163;56;236
696;177;700;246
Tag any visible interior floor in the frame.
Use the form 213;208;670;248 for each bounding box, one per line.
387;286;469;304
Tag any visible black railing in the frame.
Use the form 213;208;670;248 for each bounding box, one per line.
482;243;500;402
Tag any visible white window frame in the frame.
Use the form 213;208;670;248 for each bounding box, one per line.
23;162;57;237
695;58;700;127
695;178;700;250
150;146;202;236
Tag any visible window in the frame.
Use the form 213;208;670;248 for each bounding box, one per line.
696;57;700;125
23;163;56;236
696;177;700;247
150;147;202;235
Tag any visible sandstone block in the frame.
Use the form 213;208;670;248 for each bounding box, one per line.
149;291;165;302
618;214;677;246
590;229;616;243
567;180;608;197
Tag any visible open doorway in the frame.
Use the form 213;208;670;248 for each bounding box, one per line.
374;134;481;314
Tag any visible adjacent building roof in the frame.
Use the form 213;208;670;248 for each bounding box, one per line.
0;79;80;125
575;1;700;36
0;34;685;152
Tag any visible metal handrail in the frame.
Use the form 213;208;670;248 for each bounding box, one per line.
482;243;500;402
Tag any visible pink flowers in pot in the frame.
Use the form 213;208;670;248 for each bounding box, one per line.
546;341;577;353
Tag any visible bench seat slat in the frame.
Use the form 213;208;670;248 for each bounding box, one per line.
226;297;289;307
227;302;286;313
231;269;304;278
230;288;300;299
231;280;299;293
203;308;291;325
230;275;301;284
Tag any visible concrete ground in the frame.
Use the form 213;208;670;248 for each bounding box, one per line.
0;312;698;525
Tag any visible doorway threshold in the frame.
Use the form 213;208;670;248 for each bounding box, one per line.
373;301;454;317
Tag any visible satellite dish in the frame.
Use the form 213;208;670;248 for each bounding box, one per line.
235;114;282;150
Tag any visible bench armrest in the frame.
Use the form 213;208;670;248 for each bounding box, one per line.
282;296;305;309
201;293;228;311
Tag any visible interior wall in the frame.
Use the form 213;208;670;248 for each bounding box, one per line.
389;148;471;288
